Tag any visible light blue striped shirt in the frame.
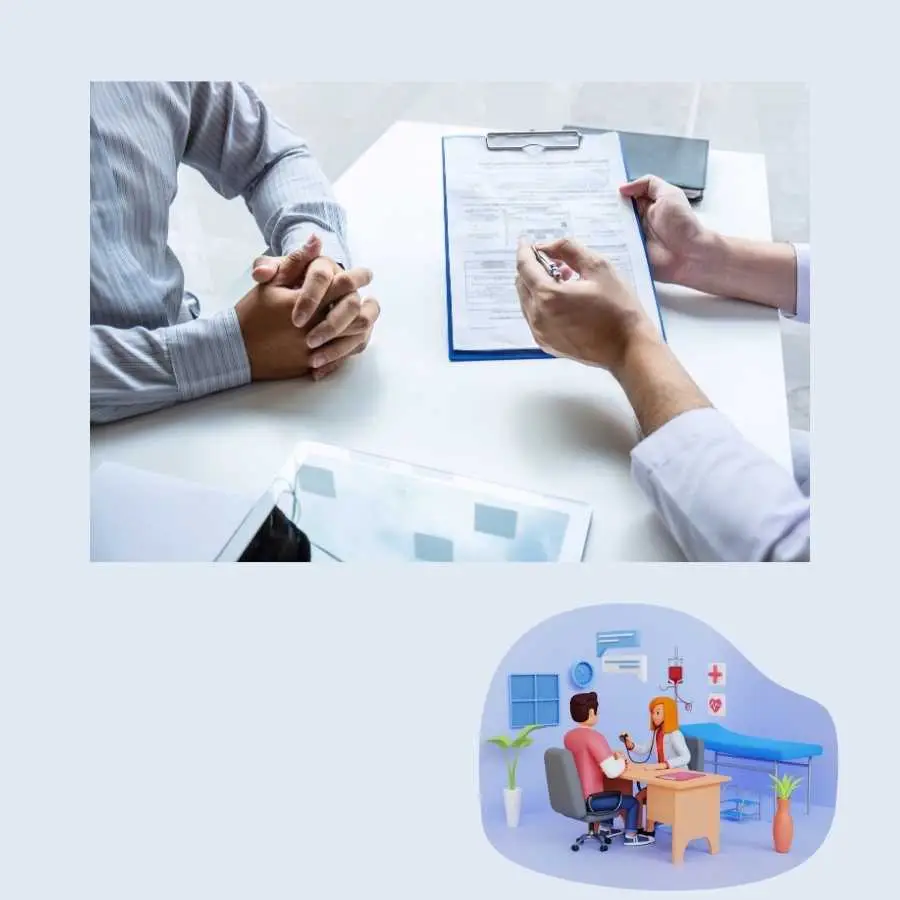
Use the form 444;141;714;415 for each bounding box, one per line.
90;81;349;423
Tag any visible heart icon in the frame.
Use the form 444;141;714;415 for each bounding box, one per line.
709;697;722;713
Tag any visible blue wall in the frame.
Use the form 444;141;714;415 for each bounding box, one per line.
479;604;838;816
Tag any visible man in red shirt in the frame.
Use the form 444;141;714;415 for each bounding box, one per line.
563;692;655;847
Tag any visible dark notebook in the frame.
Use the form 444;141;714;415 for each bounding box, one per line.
564;126;709;201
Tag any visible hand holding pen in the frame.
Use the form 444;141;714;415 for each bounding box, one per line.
531;244;575;283
515;236;661;372
532;246;562;281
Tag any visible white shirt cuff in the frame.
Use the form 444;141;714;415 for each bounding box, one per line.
788;243;810;324
632;407;734;474
601;756;626;779
631;408;810;562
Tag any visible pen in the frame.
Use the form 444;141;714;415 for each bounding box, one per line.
532;245;562;282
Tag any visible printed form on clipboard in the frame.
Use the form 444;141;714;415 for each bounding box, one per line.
441;130;665;360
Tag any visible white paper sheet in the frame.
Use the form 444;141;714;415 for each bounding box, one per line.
443;131;663;353
90;462;255;562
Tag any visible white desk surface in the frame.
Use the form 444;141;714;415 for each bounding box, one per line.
90;121;792;561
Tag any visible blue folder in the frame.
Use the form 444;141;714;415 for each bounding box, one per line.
441;130;666;363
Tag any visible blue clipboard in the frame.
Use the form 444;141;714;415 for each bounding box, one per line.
441;130;666;362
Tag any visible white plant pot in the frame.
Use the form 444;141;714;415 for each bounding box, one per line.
504;787;523;828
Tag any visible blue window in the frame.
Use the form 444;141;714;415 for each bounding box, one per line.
508;673;560;729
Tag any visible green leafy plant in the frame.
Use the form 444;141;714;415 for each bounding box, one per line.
769;774;803;800
486;724;546;791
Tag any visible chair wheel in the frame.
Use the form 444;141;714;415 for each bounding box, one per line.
604;836;612;845
571;844;580;852
600;844;609;852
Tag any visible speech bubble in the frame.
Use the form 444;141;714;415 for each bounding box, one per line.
596;629;640;657
600;652;648;682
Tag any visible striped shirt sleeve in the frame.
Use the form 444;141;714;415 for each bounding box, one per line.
90;82;351;423
183;82;350;267
91;310;251;424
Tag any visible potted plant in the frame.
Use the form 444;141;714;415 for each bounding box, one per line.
769;773;803;853
486;724;546;828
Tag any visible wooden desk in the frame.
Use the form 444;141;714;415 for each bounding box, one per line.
619;767;731;865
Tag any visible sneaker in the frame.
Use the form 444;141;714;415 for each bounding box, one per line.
624;833;656;847
598;824;624;838
638;828;656;837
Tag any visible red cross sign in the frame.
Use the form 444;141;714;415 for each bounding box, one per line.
707;663;727;686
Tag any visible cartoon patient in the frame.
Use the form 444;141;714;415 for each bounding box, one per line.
563;692;655;847
620;695;692;837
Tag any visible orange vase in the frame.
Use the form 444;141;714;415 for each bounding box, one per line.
773;797;794;853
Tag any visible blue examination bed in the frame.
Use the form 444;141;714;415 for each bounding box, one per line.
681;723;823;762
681;723;824;814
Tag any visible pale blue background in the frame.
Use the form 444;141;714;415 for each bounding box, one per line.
3;2;887;897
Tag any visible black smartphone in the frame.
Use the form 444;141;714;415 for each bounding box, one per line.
237;505;312;562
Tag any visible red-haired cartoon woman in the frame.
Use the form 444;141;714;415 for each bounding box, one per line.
619;696;691;837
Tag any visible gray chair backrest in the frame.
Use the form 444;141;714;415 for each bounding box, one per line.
544;748;587;820
685;735;705;772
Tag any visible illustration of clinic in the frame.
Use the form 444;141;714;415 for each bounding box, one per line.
479;604;837;891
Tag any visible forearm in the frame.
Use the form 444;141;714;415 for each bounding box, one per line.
248;149;350;266
91;310;251;424
183;82;349;265
612;331;713;437
678;233;798;314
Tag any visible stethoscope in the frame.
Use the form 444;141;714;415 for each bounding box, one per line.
621;726;662;791
621;725;662;763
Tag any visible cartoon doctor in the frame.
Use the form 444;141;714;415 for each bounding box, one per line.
620;695;692;837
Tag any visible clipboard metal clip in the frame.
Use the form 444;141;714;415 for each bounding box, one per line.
485;130;582;154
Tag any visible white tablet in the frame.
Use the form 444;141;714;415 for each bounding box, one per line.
218;442;593;563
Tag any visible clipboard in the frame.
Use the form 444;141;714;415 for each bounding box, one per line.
441;129;666;362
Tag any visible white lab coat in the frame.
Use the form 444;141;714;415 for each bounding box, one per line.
630;244;811;562
631;729;691;769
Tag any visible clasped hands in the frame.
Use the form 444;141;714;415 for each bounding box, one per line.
235;234;381;383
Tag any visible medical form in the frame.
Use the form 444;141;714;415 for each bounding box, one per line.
442;130;664;356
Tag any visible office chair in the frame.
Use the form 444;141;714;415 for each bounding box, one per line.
544;748;621;853
685;735;705;771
